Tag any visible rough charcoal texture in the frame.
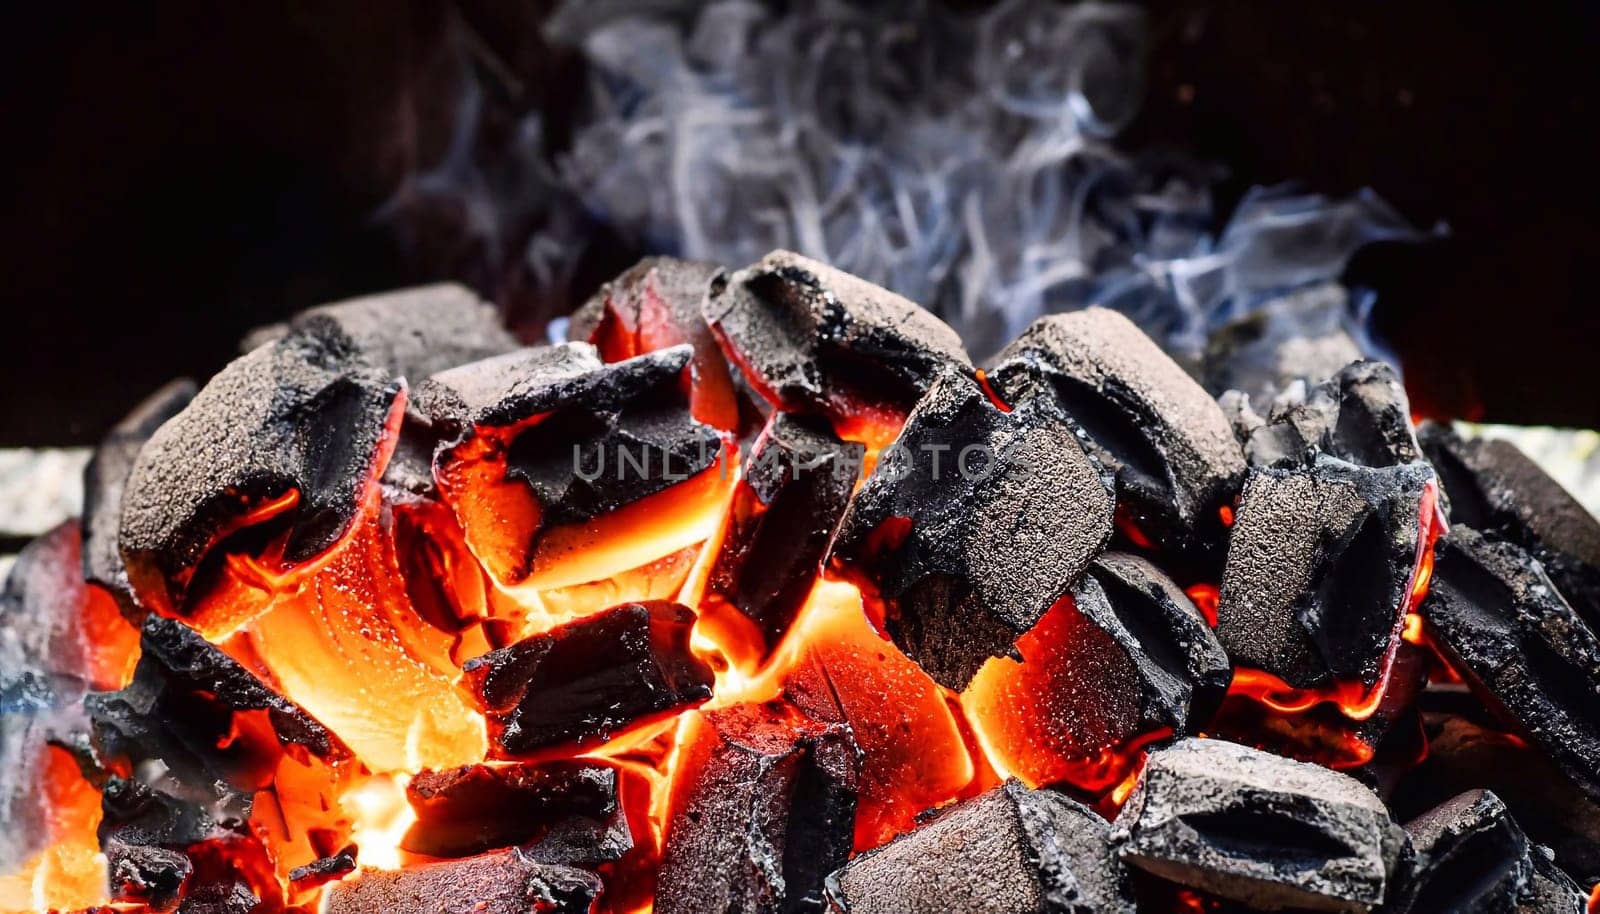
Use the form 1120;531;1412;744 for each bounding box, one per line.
463;601;713;757
1235;360;1424;470
1389;789;1533;914
287;845;357;892
1519;846;1588;914
1420;422;1600;633
81;378;196;614
703;249;970;418
402;760;630;863
1216;454;1432;689
1076;552;1232;731
830;368;1114;690
322;847;603;914
825;780;1134;914
1110;738;1406;913
118;322;402;617
992;307;1245;557
708;412;863;650
1202;282;1366;405
655;702;859;914
1420;526;1600;803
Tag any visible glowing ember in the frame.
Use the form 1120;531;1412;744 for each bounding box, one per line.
342;775;417;872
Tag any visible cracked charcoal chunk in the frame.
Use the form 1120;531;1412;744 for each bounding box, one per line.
81;379;197;615
402;760;629;862
108;840;192;912
463;601;713;757
1110;738;1406;913
992;307;1245;557
1237;360;1423;469
287;845;357;893
1202;282;1367;405
323;847;603;914
655;703;858;914
1216;454;1434;689
1518;847;1588;914
830;369;1114;690
707;413;864;652
1389;790;1533;914
825;780;1134;914
1419;527;1600;804
703;249;970;421
1419;423;1600;633
119;323;403;623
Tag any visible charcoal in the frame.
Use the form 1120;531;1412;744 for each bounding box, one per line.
119;322;403;622
81;379;196;613
1202;282;1367;405
1237;360;1423;469
1419;527;1600;803
1419;423;1600;632
830;368;1114;690
706;413;863;652
703;249;970;423
463;601;713;757
1216;454;1434;689
98;777;265;912
107;840;191;912
402;760;629;862
655;702;859;914
287;844;357;892
1388;789;1532;914
176;880;258;914
824;780;1134;914
323;847;603;914
991;307;1245;557
1519;847;1588;914
1110;738;1406;913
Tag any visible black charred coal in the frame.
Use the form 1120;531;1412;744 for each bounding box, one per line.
1420;527;1600;804
106;840;191;912
1419;423;1600;633
655;702;859;914
97;777;262;912
1235;360;1423;470
323;847;603;914
991;307;1245;558
703;249;971;419
402;760;629;862
118;322;403;618
1388;790;1532;914
825;780;1134;914
1216;454;1433;689
1520;846;1588;914
1202;282;1368;405
287;844;357;893
82;379;197;614
708;413;863;652
1076;552;1232;731
463;601;713;757
1110;738;1406;913
175;879;259;914
830;369;1114;690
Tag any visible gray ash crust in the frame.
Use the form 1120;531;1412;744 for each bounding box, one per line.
1110;738;1406;913
1419;422;1600;633
118;321;403;615
830;367;1114;690
1216;453;1433;690
1201;282;1368;406
703;249;971;416
577;256;722;345
825;780;1133;914
1077;552;1231;733
1519;846;1589;914
991;307;1245;558
322;846;603;914
1232;360;1423;471
402;760;630;863
1387;789;1533;914
1419;526;1600;805
81;379;197;615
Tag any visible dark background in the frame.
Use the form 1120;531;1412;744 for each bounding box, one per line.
4;1;1597;445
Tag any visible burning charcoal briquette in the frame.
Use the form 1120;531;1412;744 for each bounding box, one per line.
1235;360;1424;469
401;760;630;862
1388;789;1533;914
1216;454;1434;690
81;378;196;614
824;780;1134;914
118;322;403;625
703;249;970;425
991;307;1246;557
1419;422;1600;632
463;601;714;757
1110;738;1406;913
323;847;603;914
287;844;357;893
830;368;1114;690
1201;282;1368;405
706;413;863;653
1519;846;1588;914
1420;527;1600;803
655;702;858;914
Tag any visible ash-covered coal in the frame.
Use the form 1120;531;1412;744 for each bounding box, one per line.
825;780;1133;914
402;760;629;862
1232;359;1423;470
1388;789;1533;914
323;847;603;914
